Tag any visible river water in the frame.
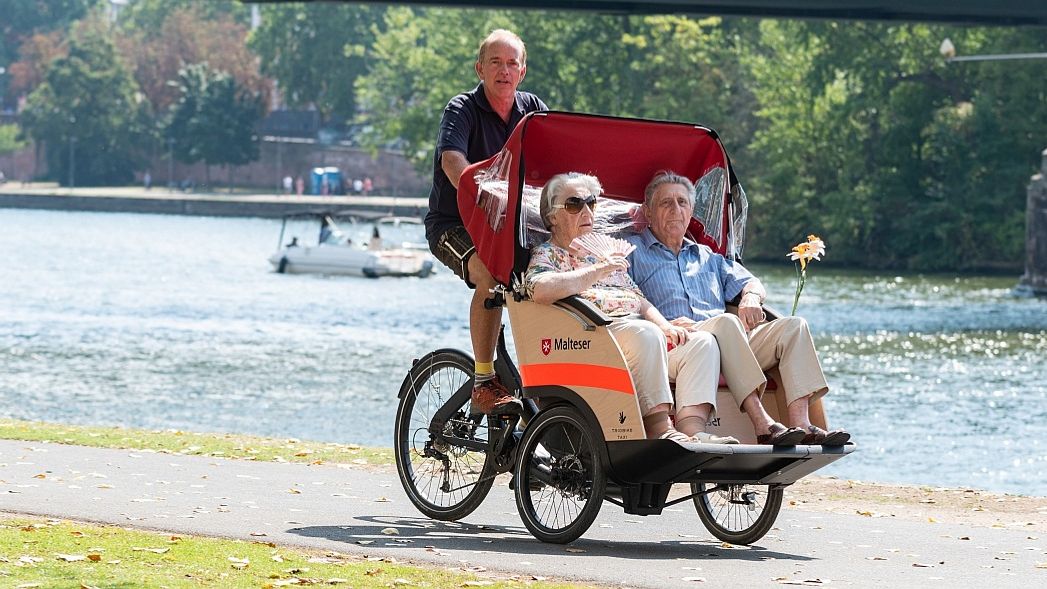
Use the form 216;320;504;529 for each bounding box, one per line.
2;208;1045;496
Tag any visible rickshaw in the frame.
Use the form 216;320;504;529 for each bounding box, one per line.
394;111;854;545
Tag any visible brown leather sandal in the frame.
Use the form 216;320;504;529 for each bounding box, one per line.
801;426;851;446
756;422;805;446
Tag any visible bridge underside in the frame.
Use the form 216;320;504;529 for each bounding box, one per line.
272;1;1047;27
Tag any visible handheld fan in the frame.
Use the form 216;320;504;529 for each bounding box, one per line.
570;233;635;261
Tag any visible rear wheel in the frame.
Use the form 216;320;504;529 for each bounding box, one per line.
514;406;605;544
692;482;783;545
394;350;494;521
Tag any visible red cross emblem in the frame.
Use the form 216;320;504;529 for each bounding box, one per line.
541;339;552;356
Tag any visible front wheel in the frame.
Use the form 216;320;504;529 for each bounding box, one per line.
514;406;606;544
691;482;783;545
394;350;494;521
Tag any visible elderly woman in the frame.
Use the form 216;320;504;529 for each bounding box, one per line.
525;172;736;445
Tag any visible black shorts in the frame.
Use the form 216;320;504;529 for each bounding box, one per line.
431;225;477;288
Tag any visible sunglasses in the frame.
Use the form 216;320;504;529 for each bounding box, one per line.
551;195;599;214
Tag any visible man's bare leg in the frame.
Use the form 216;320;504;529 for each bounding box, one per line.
466;254;515;413
467;254;501;366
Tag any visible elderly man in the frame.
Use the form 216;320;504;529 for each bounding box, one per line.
626;171;850;446
424;30;548;415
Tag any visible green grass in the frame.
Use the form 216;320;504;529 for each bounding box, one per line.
0;516;577;588
0;419;393;467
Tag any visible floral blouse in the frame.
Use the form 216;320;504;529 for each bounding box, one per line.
525;241;646;316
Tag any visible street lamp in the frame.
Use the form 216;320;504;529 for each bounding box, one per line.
166;137;175;189
68;136;77;188
940;37;1047;63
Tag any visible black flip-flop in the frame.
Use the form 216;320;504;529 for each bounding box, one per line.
756;423;805;446
801;425;851;446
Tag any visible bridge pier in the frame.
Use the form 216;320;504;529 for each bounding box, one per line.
1015;148;1047;297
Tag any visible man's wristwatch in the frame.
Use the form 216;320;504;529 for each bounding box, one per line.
742;293;763;305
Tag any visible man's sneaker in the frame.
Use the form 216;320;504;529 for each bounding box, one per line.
470;377;520;415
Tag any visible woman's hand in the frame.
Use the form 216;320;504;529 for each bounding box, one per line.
594;255;629;278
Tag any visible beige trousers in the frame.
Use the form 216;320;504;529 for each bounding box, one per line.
695;314;828;408
607;319;720;416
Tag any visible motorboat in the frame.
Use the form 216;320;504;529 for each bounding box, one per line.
269;211;434;278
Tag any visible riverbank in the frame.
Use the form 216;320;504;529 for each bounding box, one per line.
3;419;1044;534
0;182;428;218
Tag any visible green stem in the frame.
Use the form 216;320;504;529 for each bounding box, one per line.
791;266;806;315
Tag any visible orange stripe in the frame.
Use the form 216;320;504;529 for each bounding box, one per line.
519;363;635;395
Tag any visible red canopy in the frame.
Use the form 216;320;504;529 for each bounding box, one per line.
459;111;733;285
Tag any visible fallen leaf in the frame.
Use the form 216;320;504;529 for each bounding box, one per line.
229;556;249;570
912;563;935;568
856;510;873;517
80;584;100;589
374;496;390;502
250;532;267;537
87;554;102;562
131;547;170;554
32;473;46;479
566;548;586;553
364;568;382;576
287;488;301;495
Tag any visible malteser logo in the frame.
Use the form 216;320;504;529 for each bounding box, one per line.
553;337;591;351
541;337;592;355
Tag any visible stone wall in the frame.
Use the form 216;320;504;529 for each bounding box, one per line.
0;138;431;197
1016;148;1047;296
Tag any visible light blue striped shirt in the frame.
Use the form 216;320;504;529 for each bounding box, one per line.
626;228;754;321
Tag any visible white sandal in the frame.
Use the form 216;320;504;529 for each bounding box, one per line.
690;431;740;445
658;428;694;446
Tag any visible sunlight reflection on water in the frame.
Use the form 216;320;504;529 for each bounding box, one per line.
1;209;1045;495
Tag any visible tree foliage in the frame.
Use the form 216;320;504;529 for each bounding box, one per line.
0;123;27;155
166;63;263;183
19;20;151;186
249;2;382;123
743;21;1047;270
1;0;92;108
116;5;268;115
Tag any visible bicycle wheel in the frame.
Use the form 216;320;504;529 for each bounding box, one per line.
514;406;606;544
395;350;495;521
692;482;783;545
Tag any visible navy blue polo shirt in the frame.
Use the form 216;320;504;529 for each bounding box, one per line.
424;83;547;245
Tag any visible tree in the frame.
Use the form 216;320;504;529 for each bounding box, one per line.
166;62;263;187
1;0;92;108
19;20;151;186
117;5;269;115
0;124;27;155
116;0;249;31
249;2;383;123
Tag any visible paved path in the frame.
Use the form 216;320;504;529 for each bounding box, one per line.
1;440;1042;588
